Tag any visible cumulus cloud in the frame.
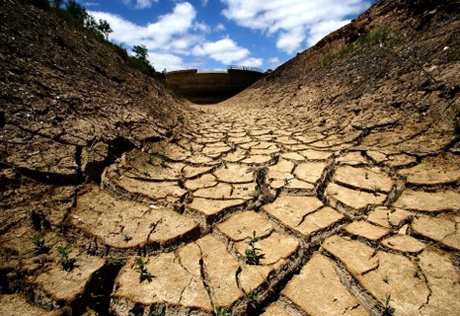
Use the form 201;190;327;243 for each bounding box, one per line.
91;2;197;51
193;38;250;64
214;23;226;32
276;27;304;54
221;0;372;54
83;2;100;7
191;38;263;67
122;0;158;9
147;52;188;71
90;2;262;71
307;19;350;46
238;57;263;67
267;57;281;68
194;21;210;33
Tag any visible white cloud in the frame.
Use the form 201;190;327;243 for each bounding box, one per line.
193;38;250;64
238;57;263;67
221;0;372;54
267;57;280;68
91;2;197;51
214;23;226;32
90;3;262;71
148;52;187;71
122;0;158;9
201;0;209;6
194;21;210;33
276;27;304;54
84;2;100;7
307;19;350;46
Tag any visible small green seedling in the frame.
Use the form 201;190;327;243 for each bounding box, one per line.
127;153;138;161
189;145;194;153
382;294;395;316
123;233;132;243
57;244;76;272
214;307;228;316
246;291;258;310
148;150;168;168
30;235;48;255
160;157;167;169
245;231;265;265
383;276;390;284
413;269;421;279
143;169;150;177
133;257;153;283
149;304;165;316
222;160;228;169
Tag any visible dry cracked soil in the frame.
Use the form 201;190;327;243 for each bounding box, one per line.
1;0;460;315
2;102;460;316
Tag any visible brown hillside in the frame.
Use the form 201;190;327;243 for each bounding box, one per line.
228;0;460;154
1;0;184;186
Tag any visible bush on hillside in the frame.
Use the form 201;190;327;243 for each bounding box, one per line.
25;0;165;80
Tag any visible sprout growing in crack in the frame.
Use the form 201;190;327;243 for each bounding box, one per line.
244;231;265;265
57;244;76;272
122;233;132;243
383;294;396;316
383;275;390;284
214;307;228;316
160;157;167;169
133;257;153;283
246;290;258;310
30;235;49;255
149;304;165;316
147;150;168;168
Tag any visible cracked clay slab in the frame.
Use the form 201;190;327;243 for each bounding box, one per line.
282;253;368;316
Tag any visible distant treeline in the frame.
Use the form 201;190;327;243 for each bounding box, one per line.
25;0;165;80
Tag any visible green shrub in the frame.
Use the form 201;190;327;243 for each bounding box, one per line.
133;257;153;283
321;28;394;66
56;244;76;272
27;0;165;80
149;304;165;316
128;56;157;77
244;231;265;265
30;235;49;255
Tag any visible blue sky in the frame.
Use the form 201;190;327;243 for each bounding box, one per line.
83;0;374;71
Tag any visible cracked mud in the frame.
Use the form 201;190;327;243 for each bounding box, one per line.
4;101;459;316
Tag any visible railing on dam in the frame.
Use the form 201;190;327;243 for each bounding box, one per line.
167;69;197;74
227;65;263;73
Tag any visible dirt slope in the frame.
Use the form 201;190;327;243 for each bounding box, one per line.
0;0;184;185
228;0;460;154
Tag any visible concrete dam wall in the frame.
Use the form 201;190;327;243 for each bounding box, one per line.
165;69;265;104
